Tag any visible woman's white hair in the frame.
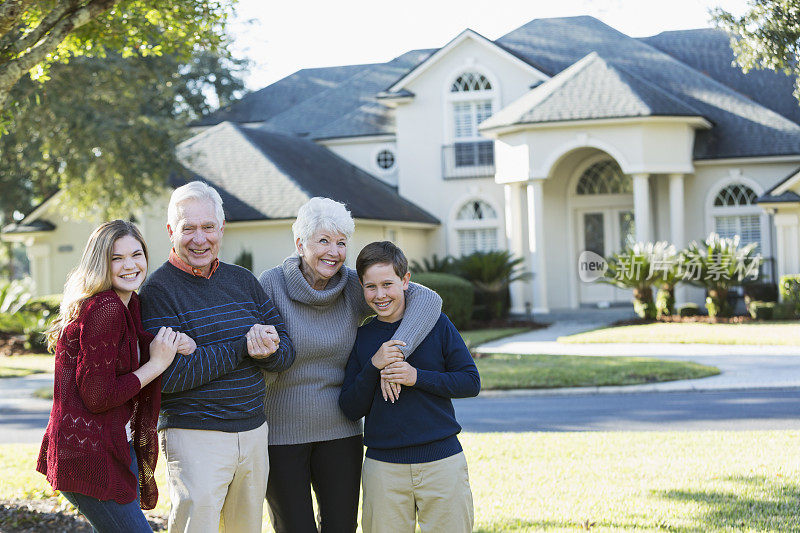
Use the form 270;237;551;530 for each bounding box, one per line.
292;197;355;247
167;181;225;229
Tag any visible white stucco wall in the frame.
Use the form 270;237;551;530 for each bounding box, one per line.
321;138;399;188
393;35;540;257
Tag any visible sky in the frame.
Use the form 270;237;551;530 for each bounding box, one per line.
227;0;751;91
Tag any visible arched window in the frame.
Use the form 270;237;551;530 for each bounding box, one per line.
575;160;631;195
711;183;762;252
445;71;496;177
454;199;499;256
450;72;492;92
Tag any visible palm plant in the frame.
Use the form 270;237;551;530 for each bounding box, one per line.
602;242;668;319
410;254;457;274
679;233;760;318
0;278;33;315
650;242;680;319
454;251;532;320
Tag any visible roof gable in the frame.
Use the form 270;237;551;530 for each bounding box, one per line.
385;29;548;94
482;52;705;129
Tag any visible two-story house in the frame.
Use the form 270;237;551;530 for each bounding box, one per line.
6;16;800;313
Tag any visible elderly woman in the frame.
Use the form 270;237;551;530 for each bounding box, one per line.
258;197;442;533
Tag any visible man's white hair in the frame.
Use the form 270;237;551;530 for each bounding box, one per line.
167;181;225;229
292;197;355;247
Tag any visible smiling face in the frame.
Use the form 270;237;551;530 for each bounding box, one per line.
361;262;410;323
110;234;147;305
297;229;347;289
168;198;224;275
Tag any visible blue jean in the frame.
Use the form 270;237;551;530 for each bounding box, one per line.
61;442;152;533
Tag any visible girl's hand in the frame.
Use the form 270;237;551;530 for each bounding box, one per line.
176;332;196;356
380;361;417;387
150;327;179;370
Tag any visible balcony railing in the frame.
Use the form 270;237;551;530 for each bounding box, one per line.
442;141;495;179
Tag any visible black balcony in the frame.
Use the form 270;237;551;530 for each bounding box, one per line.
442;141;495;179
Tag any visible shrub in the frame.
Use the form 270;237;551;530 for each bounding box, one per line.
412;272;474;329
747;301;775;320
773;301;798;320
680;233;760;318
678;303;700;317
656;288;675;319
453;251;530;320
603;241;676;320
410;254;457;274
233;249;254;272
743;282;778;306
22;293;62;315
779;275;800;315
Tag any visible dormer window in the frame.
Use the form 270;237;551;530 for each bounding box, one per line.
450;72;492;92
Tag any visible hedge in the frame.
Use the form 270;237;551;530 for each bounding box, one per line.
411;272;474;329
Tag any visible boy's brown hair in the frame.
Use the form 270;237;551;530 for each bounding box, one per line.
356;241;409;281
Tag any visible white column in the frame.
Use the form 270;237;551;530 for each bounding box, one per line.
505;183;531;315
668;173;687;304
526;179;549;313
774;212;800;291
668;174;685;247
27;244;50;296
632;173;651;243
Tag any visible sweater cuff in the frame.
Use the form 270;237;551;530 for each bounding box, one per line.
414;368;437;391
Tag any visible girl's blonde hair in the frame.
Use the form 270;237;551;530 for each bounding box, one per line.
45;220;148;352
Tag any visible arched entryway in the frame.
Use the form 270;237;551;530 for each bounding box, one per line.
569;155;635;305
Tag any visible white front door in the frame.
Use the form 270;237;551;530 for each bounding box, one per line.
577;208;635;305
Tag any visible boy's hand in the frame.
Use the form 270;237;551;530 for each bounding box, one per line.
381;361;417;387
371;340;405;370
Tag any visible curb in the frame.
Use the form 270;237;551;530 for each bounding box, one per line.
477;382;800;398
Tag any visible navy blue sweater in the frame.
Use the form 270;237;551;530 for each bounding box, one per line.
140;261;294;432
339;313;480;463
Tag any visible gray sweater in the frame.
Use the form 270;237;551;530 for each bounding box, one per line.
258;256;442;445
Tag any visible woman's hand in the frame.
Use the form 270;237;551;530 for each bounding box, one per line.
371;340;405;370
247;324;279;359
176;332;196;356
149;327;179;370
381;361;417;387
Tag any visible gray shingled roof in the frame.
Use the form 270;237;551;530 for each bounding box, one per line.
494;16;800;159
262;49;434;140
640;29;800;127
482;52;705;128
176;122;439;224
1;220;55;234
193;64;372;127
756;166;800;204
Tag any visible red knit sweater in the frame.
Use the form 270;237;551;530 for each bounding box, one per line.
37;290;160;509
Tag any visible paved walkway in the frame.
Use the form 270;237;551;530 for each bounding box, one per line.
0;373;54;443
475;321;800;395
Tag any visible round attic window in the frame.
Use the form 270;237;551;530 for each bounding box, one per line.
376;149;396;170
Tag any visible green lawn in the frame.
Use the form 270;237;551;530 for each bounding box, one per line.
476;353;719;389
3;431;799;532
559;322;800;345
0;355;52;379
460;327;531;351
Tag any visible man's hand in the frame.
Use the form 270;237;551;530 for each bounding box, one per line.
371;340;405;370
175;332;196;356
380;361;417;387
247;324;280;359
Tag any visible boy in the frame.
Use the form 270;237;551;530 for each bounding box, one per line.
339;241;481;533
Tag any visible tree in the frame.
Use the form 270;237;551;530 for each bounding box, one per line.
0;0;236;111
0;48;248;222
712;0;800;101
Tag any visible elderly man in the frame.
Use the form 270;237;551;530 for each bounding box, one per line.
140;181;294;533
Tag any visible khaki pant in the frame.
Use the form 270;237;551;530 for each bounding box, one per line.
159;423;269;533
361;452;474;533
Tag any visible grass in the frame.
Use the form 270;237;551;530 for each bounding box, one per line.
476;353;719;389
3;431;800;531
559;322;800;345
460;327;531;351
0;354;52;379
